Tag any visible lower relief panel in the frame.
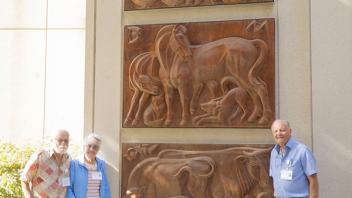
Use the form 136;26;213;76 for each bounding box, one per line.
122;143;274;198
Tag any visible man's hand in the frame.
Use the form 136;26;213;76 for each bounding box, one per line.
21;180;33;198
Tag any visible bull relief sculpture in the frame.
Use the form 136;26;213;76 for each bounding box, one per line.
123;19;275;128
124;0;273;10
122;144;274;198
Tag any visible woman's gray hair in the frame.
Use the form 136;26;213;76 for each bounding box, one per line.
85;133;102;144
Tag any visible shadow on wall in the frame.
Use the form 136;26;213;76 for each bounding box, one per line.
319;133;352;175
98;134;120;197
105;161;120;197
339;0;352;7
316;133;352;197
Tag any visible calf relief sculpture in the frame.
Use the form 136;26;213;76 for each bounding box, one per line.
122;144;274;198
123;19;275;128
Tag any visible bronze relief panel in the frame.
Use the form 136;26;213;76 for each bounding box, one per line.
124;0;274;10
123;19;275;128
122;143;274;198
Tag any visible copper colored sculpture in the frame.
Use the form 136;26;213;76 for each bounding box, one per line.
124;0;273;10
122;143;274;198
123;19;275;128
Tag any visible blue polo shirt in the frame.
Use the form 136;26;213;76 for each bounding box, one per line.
270;138;317;198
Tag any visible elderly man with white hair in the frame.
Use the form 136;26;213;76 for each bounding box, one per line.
21;129;71;198
270;120;319;198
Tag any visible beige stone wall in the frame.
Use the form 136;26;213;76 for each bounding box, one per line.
311;0;352;197
85;0;352;197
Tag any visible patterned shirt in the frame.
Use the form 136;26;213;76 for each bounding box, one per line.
21;148;71;198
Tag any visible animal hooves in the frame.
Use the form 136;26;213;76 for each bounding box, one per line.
258;116;270;124
247;114;259;122
164;119;173;126
180;120;188;127
123;119;132;126
131;119;140;126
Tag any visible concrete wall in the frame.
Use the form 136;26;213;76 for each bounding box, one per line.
86;0;352;197
311;0;352;196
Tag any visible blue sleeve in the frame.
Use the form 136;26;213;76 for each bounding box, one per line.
300;147;318;176
66;161;76;198
101;161;111;198
269;151;274;177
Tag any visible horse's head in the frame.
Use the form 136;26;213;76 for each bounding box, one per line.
169;25;192;62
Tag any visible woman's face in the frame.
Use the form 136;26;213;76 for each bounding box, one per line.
84;137;101;161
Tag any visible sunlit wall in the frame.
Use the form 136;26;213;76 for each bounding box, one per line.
0;0;86;145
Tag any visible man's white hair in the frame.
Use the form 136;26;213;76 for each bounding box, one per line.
271;119;291;131
50;129;69;139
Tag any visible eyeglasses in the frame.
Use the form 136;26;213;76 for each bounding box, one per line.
87;144;100;150
55;139;69;144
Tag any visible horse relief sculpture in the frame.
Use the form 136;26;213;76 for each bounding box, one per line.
122;143;274;198
124;0;273;10
123;19;275;128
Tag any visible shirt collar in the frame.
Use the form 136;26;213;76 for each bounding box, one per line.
79;154;85;164
48;148;70;161
285;138;296;149
274;138;296;153
78;155;100;168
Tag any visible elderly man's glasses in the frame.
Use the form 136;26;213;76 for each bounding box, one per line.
87;144;100;150
55;138;69;144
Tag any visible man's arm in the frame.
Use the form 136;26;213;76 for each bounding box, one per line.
21;180;33;198
308;173;319;198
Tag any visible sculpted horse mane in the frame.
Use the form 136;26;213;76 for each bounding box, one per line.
155;25;186;72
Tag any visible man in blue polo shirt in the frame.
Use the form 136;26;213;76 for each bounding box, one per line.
270;119;319;198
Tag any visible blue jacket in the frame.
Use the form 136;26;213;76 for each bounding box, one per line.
66;156;111;198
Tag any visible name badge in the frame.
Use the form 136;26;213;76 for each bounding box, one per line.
91;171;102;180
280;169;293;180
60;177;70;186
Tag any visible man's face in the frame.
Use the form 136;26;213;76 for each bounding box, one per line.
271;121;291;146
53;131;69;154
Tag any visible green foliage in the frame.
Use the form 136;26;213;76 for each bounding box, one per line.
0;141;81;198
0;142;34;198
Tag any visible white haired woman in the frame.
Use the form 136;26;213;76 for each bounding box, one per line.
66;134;110;198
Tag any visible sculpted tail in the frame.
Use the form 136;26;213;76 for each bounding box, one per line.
248;39;268;86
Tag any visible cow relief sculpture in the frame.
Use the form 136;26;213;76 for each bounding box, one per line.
123;19;275;128
124;0;273;10
122;144;274;198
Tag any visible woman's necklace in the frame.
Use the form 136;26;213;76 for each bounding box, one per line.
84;156;97;171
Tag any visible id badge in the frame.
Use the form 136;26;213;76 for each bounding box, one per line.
91;171;102;180
60;177;70;186
280;169;293;180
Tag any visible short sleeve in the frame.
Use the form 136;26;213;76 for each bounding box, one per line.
20;151;41;182
300;147;318;176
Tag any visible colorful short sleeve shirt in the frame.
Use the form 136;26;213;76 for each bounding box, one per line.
20;148;71;198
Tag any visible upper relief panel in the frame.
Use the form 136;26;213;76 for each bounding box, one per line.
124;0;274;11
123;19;275;128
